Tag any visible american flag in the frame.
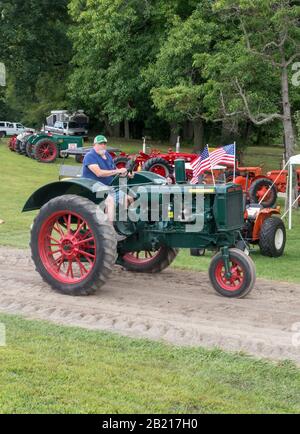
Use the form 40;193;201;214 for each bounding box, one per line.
190;146;211;184
209;144;235;168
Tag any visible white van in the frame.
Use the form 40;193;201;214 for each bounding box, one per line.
0;121;32;137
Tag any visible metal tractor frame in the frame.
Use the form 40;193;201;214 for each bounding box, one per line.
23;163;256;299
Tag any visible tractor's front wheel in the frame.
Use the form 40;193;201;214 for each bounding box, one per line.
209;248;256;298
34;139;58;163
118;246;178;273
259;217;286;257
30;195;117;296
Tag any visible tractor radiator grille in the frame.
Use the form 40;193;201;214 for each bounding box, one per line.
213;185;244;231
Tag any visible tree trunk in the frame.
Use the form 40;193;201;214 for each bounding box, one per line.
112;122;120;137
281;58;298;210
169;122;178;146
103;116;113;137
193;118;204;151
124;119;130;140
281;65;295;160
183;121;194;142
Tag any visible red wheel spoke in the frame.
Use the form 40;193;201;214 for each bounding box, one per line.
74;220;85;237
53;255;64;272
53;223;64;237
66;260;74;278
76;237;95;246
48;249;61;255
75;257;88;276
47;235;60;244
78;249;95;259
67;214;72;233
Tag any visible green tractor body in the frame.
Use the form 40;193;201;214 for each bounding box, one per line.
23;169;256;298
26;133;83;162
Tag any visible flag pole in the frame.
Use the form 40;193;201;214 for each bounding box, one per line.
207;144;216;187
233;141;236;182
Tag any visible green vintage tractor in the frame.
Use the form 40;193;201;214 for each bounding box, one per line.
23;161;256;298
25;133;84;163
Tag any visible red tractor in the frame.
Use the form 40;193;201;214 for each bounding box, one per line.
191;164;278;208
224;166;278;208
8;135;18;151
267;169;300;194
120;148;199;178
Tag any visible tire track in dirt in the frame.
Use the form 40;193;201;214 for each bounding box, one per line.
0;247;299;364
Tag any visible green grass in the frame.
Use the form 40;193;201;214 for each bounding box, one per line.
0;313;299;414
0;138;299;282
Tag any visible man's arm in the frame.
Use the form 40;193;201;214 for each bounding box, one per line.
88;164;126;178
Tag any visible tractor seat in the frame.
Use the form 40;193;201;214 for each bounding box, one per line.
59;165;83;180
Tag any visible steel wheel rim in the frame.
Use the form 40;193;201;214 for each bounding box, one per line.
115;161;127;169
149;164;169;177
37;142;56;162
38;210;97;284
256;185;272;202
274;228;284;250
123;249;162;264
215;258;245;291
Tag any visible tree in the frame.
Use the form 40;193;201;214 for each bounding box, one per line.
147;2;218;149
0;0;71;123
208;0;300;161
68;0;178;139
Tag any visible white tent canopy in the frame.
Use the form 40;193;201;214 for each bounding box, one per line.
287;154;300;230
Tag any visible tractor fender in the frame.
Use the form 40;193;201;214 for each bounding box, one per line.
22;178;111;212
252;208;280;241
250;175;274;184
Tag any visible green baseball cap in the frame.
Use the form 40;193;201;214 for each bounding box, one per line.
94;134;108;144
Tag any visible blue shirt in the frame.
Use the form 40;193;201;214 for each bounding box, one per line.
82;149;116;185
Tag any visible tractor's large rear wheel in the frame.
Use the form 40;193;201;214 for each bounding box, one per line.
119;246;179;273
259;217;286;257
34;139;58;163
25;140;34;158
249;178;277;208
209;248;256;298
114;156;130;169
143;157;173;178
30;195;117;296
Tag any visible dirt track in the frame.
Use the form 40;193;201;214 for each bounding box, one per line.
0;247;299;364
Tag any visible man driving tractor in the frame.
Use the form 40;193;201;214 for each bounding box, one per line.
83;135;133;222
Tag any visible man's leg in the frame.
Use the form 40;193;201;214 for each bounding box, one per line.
105;194;115;224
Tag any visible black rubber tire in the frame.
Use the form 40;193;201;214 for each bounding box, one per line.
190;248;206;257
143;157;173;178
75;154;84;164
34;139;58;163
249;177;277;208
125;158;139;172
19;139;28;154
30;195;117;296
209;248;256;298
259;217;286;257
118;246;179;273
25;140;34;158
114;156;130;169
0;131;6;138
15;139;22;153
